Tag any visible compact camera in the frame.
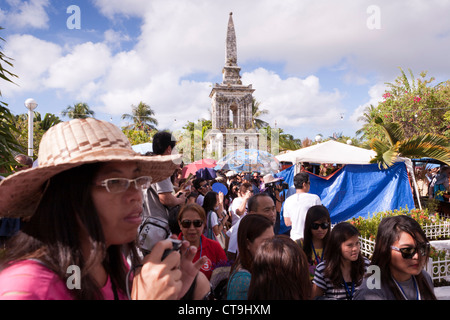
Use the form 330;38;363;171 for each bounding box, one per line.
137;216;182;259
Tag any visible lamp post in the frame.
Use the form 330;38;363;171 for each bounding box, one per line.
315;134;323;144
25;98;38;158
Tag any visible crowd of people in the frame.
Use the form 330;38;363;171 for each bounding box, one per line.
0;118;440;300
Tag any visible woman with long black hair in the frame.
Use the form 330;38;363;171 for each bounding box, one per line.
354;215;436;300
0;118;204;300
300;205;331;279
312;222;370;300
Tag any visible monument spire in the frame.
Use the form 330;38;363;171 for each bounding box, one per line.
226;12;237;66
208;12;257;157
222;12;241;85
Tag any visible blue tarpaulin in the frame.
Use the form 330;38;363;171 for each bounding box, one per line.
275;162;415;232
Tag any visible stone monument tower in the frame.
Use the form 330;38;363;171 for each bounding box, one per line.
207;12;258;158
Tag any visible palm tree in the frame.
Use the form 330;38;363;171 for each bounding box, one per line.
62;102;95;119
0;28;23;172
252;98;269;129
356;104;379;137
36;112;62;131
369;116;450;169
121;101;158;133
279;133;302;152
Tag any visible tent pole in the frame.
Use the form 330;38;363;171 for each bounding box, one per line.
404;158;422;210
412;173;423;210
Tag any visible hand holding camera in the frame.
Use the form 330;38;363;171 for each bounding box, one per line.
132;216;205;299
131;239;183;300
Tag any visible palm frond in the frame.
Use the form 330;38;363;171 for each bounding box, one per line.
398;133;450;165
369;138;399;169
374;116;404;146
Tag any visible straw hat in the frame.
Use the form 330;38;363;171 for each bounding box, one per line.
0;118;181;218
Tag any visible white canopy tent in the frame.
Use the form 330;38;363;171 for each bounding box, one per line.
276;140;422;209
276;140;376;165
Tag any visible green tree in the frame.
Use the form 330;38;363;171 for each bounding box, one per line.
11;112;62;158
259;126;302;153
122;129;156;146
360;68;450;141
0;27;23;174
176;119;212;162
279;132;302;152
62;102;95;119
121;101;158;133
369;116;450;169
252;98;269;129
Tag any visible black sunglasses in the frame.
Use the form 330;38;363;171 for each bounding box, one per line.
391;243;430;259
311;222;330;230
181;219;203;228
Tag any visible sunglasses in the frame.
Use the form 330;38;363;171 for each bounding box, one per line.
97;176;152;193
180;219;203;228
311;222;330;230
391;243;430;259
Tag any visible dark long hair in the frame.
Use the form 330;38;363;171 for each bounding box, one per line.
230;214;273;276
302;205;331;263
323;222;366;287
0;163;139;300
370;215;436;300
202;191;218;214
248;235;312;300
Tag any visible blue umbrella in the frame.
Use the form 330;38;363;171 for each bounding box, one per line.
196;167;217;180
215;148;281;175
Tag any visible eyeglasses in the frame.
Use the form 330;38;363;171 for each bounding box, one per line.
180;219;203;228
391;243;430;259
97;176;152;193
311;222;330;230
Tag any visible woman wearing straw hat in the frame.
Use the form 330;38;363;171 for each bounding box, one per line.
0;118;206;300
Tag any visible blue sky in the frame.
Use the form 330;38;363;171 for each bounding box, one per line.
1;0;450;142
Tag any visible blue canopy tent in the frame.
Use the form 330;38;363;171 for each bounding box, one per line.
275;161;415;233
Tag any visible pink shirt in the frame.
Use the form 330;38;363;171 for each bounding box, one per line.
0;260;128;300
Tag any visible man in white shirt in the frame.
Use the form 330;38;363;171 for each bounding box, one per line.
228;182;252;227
283;172;321;241
226;193;276;261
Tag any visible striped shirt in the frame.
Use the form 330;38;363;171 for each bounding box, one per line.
313;257;371;300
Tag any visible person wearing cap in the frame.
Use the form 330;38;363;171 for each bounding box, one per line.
0;118;205;300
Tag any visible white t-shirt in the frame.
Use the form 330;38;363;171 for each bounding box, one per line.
228;197;246;227
283;192;322;241
226;218;241;254
196;194;204;206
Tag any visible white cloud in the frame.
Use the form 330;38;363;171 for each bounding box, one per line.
44;42;113;97
350;82;388;128
3;0;450;141
0;0;50;30
97;72;212;131
92;0;149;19
242;68;344;131
103;29;131;48
2;34;62;95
